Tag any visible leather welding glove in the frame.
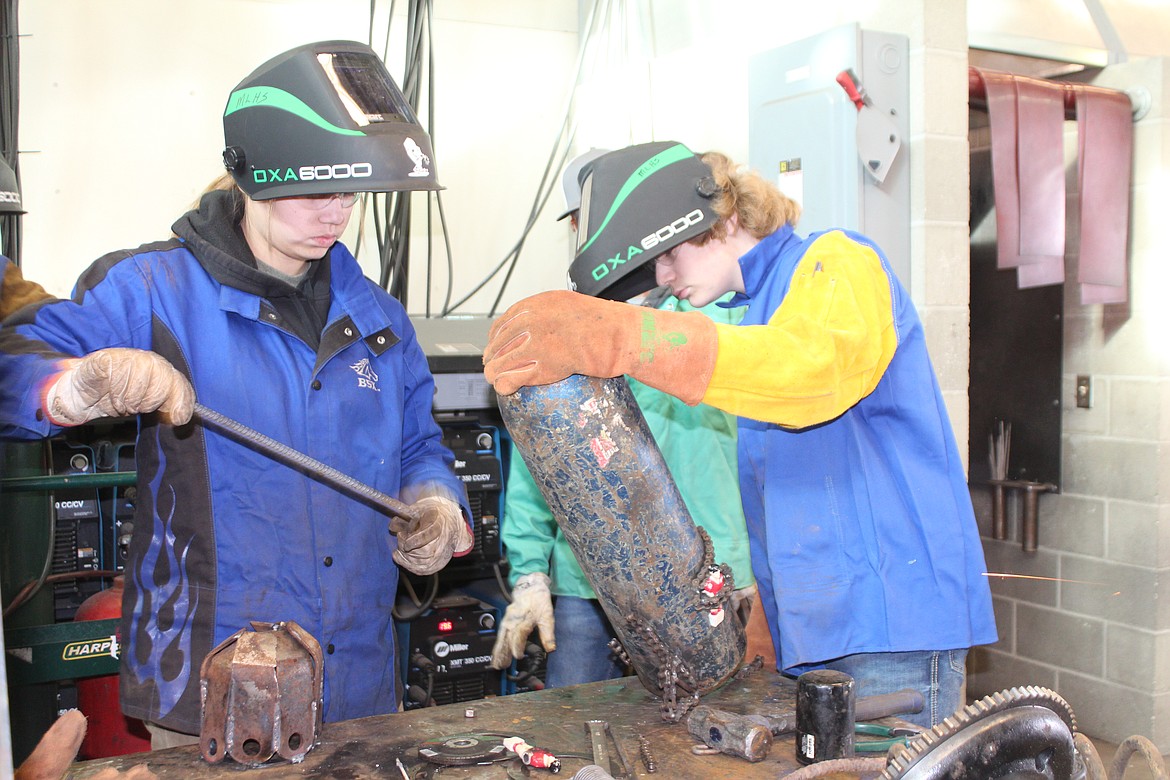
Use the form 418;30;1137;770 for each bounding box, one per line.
43;347;195;427
483;290;717;405
1;261;53;319
490;572;555;669
392;495;475;576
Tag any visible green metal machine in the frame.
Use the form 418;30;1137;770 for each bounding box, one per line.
1;437;132;764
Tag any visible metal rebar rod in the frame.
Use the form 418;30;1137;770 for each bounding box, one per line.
193;402;417;524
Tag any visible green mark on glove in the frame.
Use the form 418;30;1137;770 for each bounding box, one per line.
639;311;687;363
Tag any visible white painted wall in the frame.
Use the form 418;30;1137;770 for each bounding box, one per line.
16;1;1169;313
969;0;1170;62
15;0;581;315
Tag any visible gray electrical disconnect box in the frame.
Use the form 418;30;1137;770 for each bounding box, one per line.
748;23;910;287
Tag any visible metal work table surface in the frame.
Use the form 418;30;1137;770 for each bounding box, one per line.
67;671;894;779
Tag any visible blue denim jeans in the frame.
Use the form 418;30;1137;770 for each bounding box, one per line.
545;596;627;688
822;649;968;729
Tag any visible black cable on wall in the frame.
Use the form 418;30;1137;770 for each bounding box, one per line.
364;0;629;317
0;0;20;264
440;0;620;318
367;0;438;312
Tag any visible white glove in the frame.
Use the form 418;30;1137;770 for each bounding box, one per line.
44;348;195;426
490;572;555;669
392;495;474;575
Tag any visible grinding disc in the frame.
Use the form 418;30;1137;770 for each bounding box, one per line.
417;734;510;766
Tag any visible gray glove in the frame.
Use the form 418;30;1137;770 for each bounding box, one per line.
490;572;555;669
391;495;474;575
44;348;195;426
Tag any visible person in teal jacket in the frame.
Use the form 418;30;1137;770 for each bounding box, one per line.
488;148;755;684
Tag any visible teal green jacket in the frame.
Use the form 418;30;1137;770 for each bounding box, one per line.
501;295;754;597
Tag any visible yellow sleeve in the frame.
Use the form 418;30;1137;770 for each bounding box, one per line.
701;231;897;428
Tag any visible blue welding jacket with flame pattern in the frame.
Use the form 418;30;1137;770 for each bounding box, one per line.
0;189;468;733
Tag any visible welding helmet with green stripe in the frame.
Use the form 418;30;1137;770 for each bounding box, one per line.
568;141;717;301
0;157;24;214
222;40;440;200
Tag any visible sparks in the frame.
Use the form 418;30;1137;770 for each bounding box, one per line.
983;572;1120;594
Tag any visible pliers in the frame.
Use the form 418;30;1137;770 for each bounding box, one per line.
853;723;921;752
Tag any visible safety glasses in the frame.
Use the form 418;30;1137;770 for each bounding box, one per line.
301;192;360;209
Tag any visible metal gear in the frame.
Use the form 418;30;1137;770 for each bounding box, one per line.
881;685;1081;780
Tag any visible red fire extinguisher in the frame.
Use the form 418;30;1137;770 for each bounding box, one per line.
73;576;151;759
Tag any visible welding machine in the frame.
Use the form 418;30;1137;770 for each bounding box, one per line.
411;315;505;576
401;595;501;710
402;315;549;702
438;419;503;573
46;429;137;621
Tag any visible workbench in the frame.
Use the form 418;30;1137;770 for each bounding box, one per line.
66;670;904;779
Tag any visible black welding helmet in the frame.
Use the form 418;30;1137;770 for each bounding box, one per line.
556;147;610;221
568;141;717;301
0;157;25;214
222;40;440;200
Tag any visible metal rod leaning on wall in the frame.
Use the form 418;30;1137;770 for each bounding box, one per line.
987;479;1057;554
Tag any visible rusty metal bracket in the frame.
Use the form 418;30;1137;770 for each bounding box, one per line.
199;620;324;766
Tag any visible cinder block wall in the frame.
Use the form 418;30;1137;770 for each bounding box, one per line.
967;56;1170;751
911;2;975;456
882;2;974;460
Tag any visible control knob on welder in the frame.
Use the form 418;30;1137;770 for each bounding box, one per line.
476;432;493;450
479;613;496;630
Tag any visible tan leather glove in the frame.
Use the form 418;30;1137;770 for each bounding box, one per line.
490;572;555;669
392;495;474;576
43;347;195;426
482;290;717;404
1;261;53;320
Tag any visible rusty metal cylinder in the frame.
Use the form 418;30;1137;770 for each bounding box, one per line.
498;375;746;702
